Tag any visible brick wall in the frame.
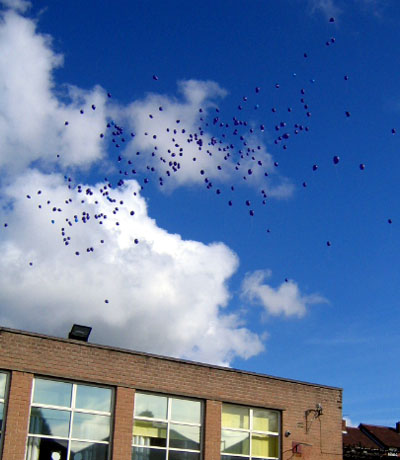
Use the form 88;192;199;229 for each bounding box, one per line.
0;328;343;460
112;386;135;460
2;371;33;460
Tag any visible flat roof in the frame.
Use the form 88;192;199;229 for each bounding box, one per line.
0;325;342;391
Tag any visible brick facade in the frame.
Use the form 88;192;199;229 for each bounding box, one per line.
0;327;343;460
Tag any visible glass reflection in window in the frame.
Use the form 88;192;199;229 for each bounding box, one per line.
29;408;70;437
132;393;202;460
0;373;6;400
26;378;112;460
134;393;168;420
221;404;280;460
33;379;72;408
75;385;112;413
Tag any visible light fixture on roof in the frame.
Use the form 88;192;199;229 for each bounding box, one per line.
68;324;92;342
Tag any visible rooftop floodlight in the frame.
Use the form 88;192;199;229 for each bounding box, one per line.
68;324;92;342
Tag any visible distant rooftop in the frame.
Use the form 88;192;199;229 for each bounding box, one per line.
343;420;400;453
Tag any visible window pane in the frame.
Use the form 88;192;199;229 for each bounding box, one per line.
253;410;278;433
221;430;250;455
26;436;68;460
70;440;108;460
133;420;168;447
33;379;72;408
29;407;70;437
171;398;201;424
75;384;112;412
169;424;200;450
0;373;6;399
0;402;3;432
135;393;167;419
72;413;110;442
132;446;166;460
169;451;200;460
221;455;249;460
251;434;279;458
222;405;249;429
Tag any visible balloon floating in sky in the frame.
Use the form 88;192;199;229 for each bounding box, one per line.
7;8;398;306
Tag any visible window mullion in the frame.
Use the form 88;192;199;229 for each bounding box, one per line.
167;397;172;459
249;408;253;460
67;441;71;460
67;384;74;460
67;385;75;460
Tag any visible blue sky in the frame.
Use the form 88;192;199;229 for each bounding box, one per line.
0;0;400;427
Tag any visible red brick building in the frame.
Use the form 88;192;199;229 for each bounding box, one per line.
0;326;343;460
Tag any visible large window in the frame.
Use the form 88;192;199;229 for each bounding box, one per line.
26;378;113;460
132;392;202;460
0;372;9;458
221;404;280;460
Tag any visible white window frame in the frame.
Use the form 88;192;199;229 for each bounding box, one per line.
26;377;114;460
221;404;281;460
0;371;10;460
132;392;203;460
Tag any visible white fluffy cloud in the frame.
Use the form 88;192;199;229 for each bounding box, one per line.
308;0;341;19
0;0;30;13
0;170;264;365
241;270;327;318
0;10;109;174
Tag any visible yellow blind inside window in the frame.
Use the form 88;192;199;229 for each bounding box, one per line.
133;420;167;439
251;434;278;458
222;405;249;429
